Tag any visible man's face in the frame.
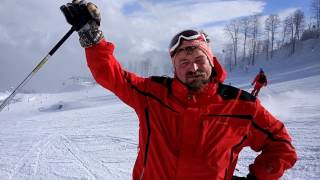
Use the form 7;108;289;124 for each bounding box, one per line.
173;46;212;91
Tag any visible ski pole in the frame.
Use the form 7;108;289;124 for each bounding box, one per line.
0;26;76;112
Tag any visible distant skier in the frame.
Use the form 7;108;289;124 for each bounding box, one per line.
251;69;268;97
61;1;296;179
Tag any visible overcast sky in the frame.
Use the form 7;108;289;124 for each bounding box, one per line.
0;0;311;92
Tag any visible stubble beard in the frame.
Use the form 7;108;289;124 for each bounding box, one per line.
185;70;210;91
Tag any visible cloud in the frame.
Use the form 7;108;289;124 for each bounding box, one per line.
137;0;265;25
0;0;265;92
277;8;300;20
100;0;266;61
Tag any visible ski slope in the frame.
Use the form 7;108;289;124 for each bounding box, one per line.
0;85;140;179
0;39;320;179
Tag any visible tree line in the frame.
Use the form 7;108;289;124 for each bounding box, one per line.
224;0;320;71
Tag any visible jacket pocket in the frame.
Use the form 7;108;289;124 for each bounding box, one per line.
200;115;251;155
202;114;251;139
200;115;251;174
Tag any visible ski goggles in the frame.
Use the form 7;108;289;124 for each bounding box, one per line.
169;30;209;57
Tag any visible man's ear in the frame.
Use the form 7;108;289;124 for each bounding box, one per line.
173;67;178;78
171;61;177;77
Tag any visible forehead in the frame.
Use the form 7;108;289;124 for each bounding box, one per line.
174;47;207;61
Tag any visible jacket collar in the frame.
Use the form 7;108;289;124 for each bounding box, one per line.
171;78;218;107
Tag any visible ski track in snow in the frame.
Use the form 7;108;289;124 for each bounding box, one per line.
0;89;138;179
7;133;112;180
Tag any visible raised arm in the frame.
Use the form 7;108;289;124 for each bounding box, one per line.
61;0;146;108
85;39;146;107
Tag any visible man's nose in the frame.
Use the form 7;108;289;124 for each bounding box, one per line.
190;62;199;72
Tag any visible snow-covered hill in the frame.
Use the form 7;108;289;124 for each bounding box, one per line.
227;38;320;89
0;39;319;179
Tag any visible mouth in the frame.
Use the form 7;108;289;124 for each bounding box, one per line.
184;74;210;91
188;75;203;79
186;73;205;79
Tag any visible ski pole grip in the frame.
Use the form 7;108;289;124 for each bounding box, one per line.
49;27;75;56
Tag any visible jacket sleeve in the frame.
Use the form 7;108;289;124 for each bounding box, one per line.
247;100;297;180
84;39;146;108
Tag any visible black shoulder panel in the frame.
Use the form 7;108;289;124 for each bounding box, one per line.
239;90;256;102
150;76;173;94
217;83;240;100
218;83;256;102
150;76;168;84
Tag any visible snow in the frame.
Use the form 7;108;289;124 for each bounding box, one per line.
0;85;138;179
1;39;320;179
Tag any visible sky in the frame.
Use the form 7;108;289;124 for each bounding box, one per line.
0;0;312;92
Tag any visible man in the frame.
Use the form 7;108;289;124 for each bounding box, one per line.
251;69;268;97
61;1;297;179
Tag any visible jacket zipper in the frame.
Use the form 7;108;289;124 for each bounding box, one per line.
144;108;151;166
225;135;248;179
139;167;145;180
224;168;228;180
140;108;151;180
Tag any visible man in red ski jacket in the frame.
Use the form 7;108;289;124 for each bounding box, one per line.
62;1;297;179
251;69;268;97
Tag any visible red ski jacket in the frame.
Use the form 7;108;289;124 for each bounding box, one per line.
85;39;297;180
252;73;268;89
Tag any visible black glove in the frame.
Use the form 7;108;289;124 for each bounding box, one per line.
61;0;103;47
232;173;258;180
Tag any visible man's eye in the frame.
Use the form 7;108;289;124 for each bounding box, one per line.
180;61;189;66
197;59;205;64
195;59;206;64
176;49;185;54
